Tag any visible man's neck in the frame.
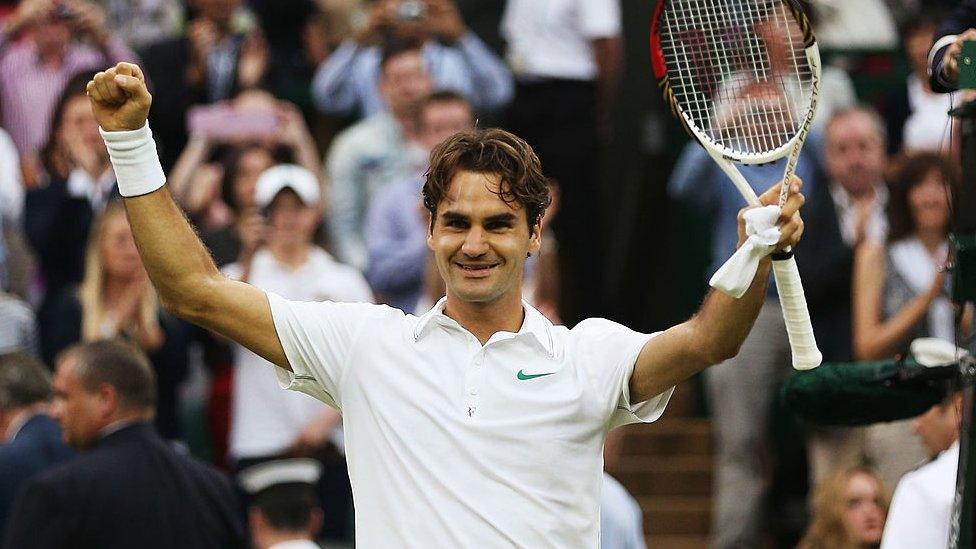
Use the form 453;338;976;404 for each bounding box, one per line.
443;291;525;345
256;531;314;549
837;181;877;203
269;242;310;269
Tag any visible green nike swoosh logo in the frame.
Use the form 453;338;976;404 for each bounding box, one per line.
517;370;556;381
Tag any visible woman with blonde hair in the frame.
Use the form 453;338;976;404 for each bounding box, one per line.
42;200;189;438
799;466;889;549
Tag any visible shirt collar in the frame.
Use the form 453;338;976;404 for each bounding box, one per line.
413;296;556;357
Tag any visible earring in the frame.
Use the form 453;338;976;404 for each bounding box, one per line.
526;252;532;258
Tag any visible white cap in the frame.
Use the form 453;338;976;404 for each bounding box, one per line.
238;458;322;494
254;164;320;208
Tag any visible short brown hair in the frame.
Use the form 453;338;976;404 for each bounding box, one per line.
423;128;552;229
0;353;52;409
61;340;157;413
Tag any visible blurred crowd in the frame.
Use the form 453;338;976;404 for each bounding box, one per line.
0;0;971;547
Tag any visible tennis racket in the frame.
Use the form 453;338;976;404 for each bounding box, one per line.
650;0;822;370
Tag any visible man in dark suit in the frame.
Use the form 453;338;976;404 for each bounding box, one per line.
928;1;976;93
795;106;890;483
0;353;74;541
2;340;245;549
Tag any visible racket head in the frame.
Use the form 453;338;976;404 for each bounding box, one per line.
650;0;821;165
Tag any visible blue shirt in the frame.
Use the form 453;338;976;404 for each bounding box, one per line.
364;175;429;312
667;137;822;298
312;33;514;118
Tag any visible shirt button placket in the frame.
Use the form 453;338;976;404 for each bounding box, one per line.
465;351;484;417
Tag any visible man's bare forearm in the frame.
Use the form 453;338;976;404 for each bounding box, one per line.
693;258;772;364
122;187;222;312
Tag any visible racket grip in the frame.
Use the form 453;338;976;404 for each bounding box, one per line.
771;256;822;370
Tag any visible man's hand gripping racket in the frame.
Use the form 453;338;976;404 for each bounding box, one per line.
650;0;823;369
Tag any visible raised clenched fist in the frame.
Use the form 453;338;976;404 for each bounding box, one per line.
86;62;153;132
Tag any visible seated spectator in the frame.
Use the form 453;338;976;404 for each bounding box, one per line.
324;37;431;269
311;0;512;118
852;152;962;487
140;0;270;169
880;390;962;548
167;89;322;239
2;340;245;548
798;466;889;549
225;164;371;542
0;0;139;160
0;352;74;541
882;13;955;153
365;90;474;312
24;72;119;351
239;458;325;549
41;201;189;440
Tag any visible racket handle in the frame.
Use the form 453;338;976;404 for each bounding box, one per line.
771;256;822;370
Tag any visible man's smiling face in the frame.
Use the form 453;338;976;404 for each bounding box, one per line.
428;170;541;305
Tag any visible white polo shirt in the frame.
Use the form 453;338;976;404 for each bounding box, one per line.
225;248;373;459
501;0;621;81
881;442;959;549
268;294;673;547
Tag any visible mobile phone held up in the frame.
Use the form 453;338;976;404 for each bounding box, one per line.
187;105;279;141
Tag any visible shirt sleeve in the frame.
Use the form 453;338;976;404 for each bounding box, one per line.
454;32;514;111
578;0;621;39
265;291;377;409
325;130;368;270
572;318;674;429
311;40;366;116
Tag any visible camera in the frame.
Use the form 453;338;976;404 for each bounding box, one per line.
395;0;426;22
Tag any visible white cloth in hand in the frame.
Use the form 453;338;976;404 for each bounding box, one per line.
710;205;781;298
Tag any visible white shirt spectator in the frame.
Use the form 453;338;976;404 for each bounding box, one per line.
224;248;373;459
812;0;899;51
268;294;673;547
601;472;647;549
880;441;959;549
501;0;620;80
903;73;955;152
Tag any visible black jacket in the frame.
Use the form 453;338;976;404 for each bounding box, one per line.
2;423;245;549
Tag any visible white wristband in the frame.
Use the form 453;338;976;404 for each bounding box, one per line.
99;122;166;197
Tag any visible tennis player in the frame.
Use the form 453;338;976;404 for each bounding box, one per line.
87;62;805;547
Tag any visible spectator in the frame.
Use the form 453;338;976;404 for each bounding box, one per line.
797;107;890;485
882;14;954;153
2;340;245;548
668;137;820;548
24;71;119;352
225;164;371;542
0;352;74;541
365;90;474;312
139;0;269;170
311;0;512;118
0;0;139;158
798;466;889;549
880;390;962;548
851;152;958;488
167;89;322;239
239;458;324;549
41;201;190;440
501;0;623;323
324;37;431;269
810;0;899;51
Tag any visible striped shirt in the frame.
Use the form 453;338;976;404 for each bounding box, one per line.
0;31;139;155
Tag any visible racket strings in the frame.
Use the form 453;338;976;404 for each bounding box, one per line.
659;0;814;155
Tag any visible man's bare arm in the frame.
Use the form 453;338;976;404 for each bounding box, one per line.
87;62;290;370
629;179;805;403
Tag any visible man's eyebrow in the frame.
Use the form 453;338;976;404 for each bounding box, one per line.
440;211;469;222
484;213;517;224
